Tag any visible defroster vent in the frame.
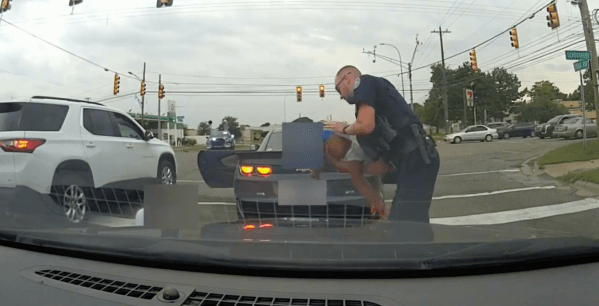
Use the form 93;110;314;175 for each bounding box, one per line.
34;269;162;300
182;291;382;306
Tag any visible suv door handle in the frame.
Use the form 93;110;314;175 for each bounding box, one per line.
126;144;134;149
85;142;96;148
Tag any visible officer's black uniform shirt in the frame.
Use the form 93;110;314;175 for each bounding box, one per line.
352;75;421;160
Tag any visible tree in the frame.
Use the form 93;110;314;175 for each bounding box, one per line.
568;70;595;111
197;121;211;135
218;116;239;130
425;63;521;127
515;81;569;123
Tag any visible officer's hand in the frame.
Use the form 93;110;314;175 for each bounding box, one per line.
324;121;347;134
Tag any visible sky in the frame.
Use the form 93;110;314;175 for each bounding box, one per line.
0;0;598;128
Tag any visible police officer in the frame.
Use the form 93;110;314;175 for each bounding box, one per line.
325;65;439;223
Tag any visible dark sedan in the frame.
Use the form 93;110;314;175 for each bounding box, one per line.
198;128;385;226
497;122;536;140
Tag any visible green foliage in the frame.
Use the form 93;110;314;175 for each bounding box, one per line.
421;63;521;127
197;121;211;135
515;80;569;123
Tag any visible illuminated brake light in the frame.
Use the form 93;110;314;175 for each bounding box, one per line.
0;139;46;153
259;223;273;228
240;165;254;176
243;224;256;230
256;166;272;177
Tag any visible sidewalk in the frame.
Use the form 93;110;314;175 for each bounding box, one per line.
522;157;599;196
542;159;599;178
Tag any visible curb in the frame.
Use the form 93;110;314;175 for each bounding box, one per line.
523;155;599;196
520;154;545;176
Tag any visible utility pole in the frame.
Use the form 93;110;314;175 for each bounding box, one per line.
432;26;451;133
574;0;599;129
141;62;146;127
408;35;420;112
158;74;162;141
408;63;414;110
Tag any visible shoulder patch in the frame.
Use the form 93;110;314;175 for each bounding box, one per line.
353;77;361;89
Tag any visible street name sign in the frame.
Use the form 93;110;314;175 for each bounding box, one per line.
565;50;591;60
574;60;589;72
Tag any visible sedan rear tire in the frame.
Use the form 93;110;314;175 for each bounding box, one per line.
503;133;510;140
485;134;493;142
575;130;584;139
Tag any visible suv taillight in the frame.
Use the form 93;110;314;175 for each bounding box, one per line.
0;139;46;153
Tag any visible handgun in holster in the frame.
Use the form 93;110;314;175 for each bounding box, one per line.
410;124;431;165
370;116;398;170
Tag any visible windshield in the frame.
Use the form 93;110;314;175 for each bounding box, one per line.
210;130;230;137
547;117;561;124
2;0;599;278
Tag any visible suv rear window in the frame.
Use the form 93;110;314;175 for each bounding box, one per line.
0;103;69;132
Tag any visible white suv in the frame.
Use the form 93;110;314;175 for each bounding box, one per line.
0;96;177;223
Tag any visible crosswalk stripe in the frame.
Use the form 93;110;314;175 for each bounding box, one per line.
430;198;599;225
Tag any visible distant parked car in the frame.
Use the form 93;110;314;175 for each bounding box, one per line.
553;117;597;139
486;122;509;129
535;114;581;139
497;122;536;139
444;125;497;144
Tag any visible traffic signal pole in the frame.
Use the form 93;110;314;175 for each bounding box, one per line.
158;74;162;141
141;62;146;127
575;0;599;130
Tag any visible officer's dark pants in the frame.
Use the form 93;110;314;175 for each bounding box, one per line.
387;143;440;223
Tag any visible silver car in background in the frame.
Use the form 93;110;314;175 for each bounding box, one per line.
444;125;497;144
553;117;597;139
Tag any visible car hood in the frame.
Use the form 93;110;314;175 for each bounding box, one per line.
1;222;596;273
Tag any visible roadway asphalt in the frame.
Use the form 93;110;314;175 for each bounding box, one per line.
78;136;599;239
166;136;599;239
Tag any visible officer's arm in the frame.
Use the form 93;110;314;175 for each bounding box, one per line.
344;104;375;136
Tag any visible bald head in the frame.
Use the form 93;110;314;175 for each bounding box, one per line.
335;65;362;82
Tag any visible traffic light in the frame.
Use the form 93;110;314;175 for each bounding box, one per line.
156;0;173;7
1;0;12;12
319;85;325;98
547;3;560;29
69;0;83;6
469;49;477;72
158;85;165;99
140;81;146;96
296;86;302;102
113;74;120;95
510;28;519;49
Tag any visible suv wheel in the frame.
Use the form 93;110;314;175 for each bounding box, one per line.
51;173;91;223
158;160;176;185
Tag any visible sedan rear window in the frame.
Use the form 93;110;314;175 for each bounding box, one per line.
266;132;283;151
0;103;68;132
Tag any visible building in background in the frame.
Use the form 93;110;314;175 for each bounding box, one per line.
128;113;185;146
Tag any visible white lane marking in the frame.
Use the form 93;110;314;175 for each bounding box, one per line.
382;186;557;202
438;169;520;177
431;198;599;225
179;180;205;183
198;201;236;205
